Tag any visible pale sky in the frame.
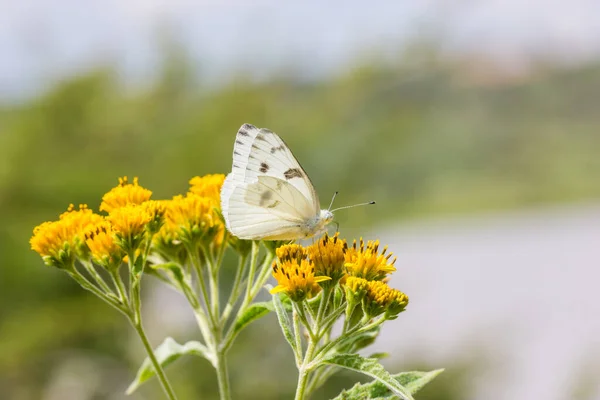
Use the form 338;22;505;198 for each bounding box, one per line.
1;0;600;101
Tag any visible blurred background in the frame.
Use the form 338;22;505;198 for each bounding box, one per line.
1;1;600;399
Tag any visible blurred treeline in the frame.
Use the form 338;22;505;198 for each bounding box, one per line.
1;47;599;399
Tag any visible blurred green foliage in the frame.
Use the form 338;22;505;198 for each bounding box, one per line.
1;48;600;399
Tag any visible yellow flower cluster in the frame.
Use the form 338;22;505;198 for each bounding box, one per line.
30;175;225;270
344;238;396;281
349;277;408;319
157;174;226;248
188;174;225;205
84;221;123;269
271;233;408;317
30;204;103;268
307;233;348;285
100;177;152;213
271;252;331;302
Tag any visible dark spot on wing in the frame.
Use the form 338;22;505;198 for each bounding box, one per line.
234;151;241;156
238;128;250;137
235;140;244;146
267;200;280;209
233;164;240;168
242;123;256;131
259;162;270;173
284;168;303;180
249;154;256;159
252;144;259;149
260;128;274;134
270;145;285;154
259;190;273;206
255;134;267;141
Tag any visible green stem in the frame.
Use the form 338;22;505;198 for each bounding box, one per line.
131;319;179;400
179;276;213;348
306;365;335;394
110;270;130;307
214;348;231;400
220;253;248;324
314;288;331;335
126;249;178;400
243;241;260;305
292;307;303;367
312;317;386;363
80;260;114;294
295;338;318;400
67;270;125;312
294;287;333;400
304;300;316;322
187;244;215;325
319;304;346;334
296;302;316;341
194;242;232;400
249;252;275;297
203;245;220;323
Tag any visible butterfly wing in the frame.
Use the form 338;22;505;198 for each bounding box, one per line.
221;175;309;240
221;123;321;240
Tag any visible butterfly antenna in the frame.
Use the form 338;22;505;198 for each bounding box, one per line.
328;191;339;211
331;201;376;213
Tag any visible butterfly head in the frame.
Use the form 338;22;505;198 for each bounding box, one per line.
303;209;334;238
320;209;334;225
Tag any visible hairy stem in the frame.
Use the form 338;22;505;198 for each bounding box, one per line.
214;348;231;400
220;253;248;324
131;319;179;400
187;244;216;326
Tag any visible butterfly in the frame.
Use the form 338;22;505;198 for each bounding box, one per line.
220;123;337;241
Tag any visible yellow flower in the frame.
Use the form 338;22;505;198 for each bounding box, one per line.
344;276;369;301
363;280;409;319
276;244;307;263
307;233;347;285
163;194;220;245
100;177;152;213
107;204;152;251
188;174;225;205
30;204;103;268
30;220;76;268
270;259;331;302
141;200;167;233
345;238;396;281
84;220;123;269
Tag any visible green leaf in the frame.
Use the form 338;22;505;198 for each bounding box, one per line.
368;352;389;360
350;326;381;351
331;369;444;399
272;293;297;354
150;262;189;290
316;354;414;400
233;301;275;336
126;337;213;395
331;326;381;355
396;370;445;394
133;253;145;276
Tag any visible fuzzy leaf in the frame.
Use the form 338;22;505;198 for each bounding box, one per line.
133;253;145;276
332;369;444;399
126;337;212;394
397;370;445;394
150;262;189;291
317;354;414;400
272;293;297;354
368;352;389;360
332;326;381;355
233;301;274;336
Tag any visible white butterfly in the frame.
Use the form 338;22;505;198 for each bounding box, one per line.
220;123;335;241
